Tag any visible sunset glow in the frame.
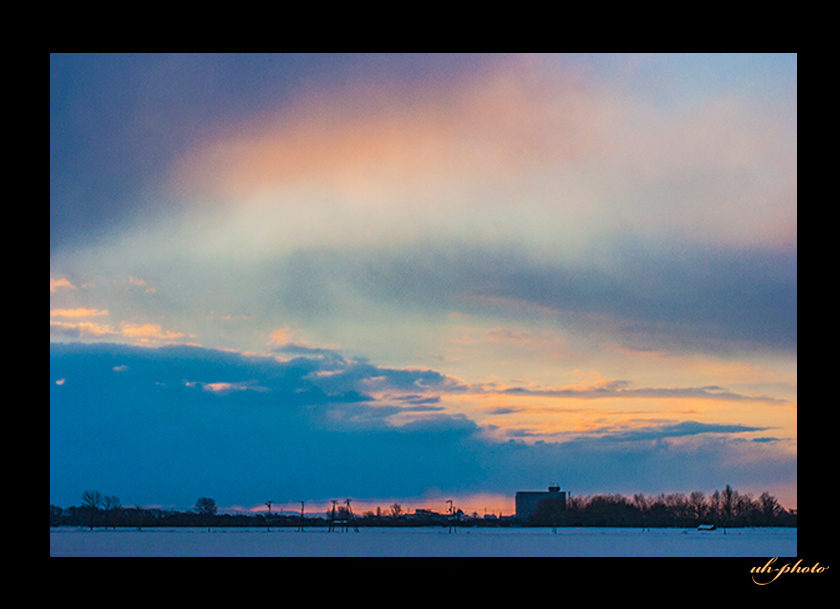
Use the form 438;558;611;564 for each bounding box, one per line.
51;54;796;513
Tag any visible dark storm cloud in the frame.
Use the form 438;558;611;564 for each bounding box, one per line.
481;432;797;499
266;240;796;354
49;342;480;506
50;342;795;508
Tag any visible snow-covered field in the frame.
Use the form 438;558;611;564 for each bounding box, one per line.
50;526;796;557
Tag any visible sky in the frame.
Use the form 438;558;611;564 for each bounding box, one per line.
50;53;797;516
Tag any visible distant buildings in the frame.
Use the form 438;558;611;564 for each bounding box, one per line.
515;485;566;522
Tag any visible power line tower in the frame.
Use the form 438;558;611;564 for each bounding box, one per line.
447;499;457;533
328;498;359;532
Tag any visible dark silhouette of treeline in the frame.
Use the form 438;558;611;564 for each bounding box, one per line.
51;485;796;530
529;485;796;528
50;493;480;530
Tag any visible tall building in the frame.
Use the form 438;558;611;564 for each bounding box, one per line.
515;486;566;522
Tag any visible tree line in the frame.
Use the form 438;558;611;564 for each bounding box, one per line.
529;485;796;528
51;485;796;530
51;493;478;530
51;494;244;531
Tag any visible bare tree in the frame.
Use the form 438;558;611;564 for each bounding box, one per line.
721;484;734;530
689;491;706;523
194;497;218;515
759;492;781;525
194;497;218;531
735;492;756;526
102;495;121;529
708;489;721;524
80;490;103;530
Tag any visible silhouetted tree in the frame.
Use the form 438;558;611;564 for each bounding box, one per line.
194;497;217;515
632;494;649;528
50;504;64;527
689;491;707;523
194;497;218;531
51;485;791;530
722;484;734;527
126;505;147;530
80;490;103;530
708;489;721;524
647;495;670;527
734;492;757;526
759;492;782;526
102;495;121;529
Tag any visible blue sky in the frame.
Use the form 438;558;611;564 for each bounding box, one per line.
50;54;796;514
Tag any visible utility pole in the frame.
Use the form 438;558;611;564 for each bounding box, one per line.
298;500;305;532
265;501;274;532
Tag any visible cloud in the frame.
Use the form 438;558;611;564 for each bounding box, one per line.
333;240;797;354
487;380;788;404
118;323;184;341
50;321;116;339
49;55;795;368
129;276;156;293
50;54;504;252
50;55;797;510
50;308;109;318
393;394;442;406
187;381;269;395
483;428;797;501
274;343;344;359
586;420;769;443
50;342;796;509
49;342;479;505
484;406;523;416
51;54;795;258
172;57;605;205
50;278;76;292
308;357;469;398
163;55;794;260
49;319;185;344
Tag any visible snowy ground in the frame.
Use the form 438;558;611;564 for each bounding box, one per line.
50;526;796;557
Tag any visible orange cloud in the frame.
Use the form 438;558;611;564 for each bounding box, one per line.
268;327;300;346
50;308;109;318
129;276;156;293
50;278;76;292
50;312;184;344
170;56;794;252
172;58;606;207
50;321;116;338
119;323;184;341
